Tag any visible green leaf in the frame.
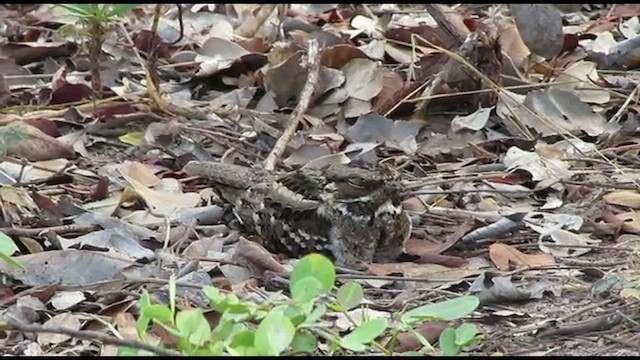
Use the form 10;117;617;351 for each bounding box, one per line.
290;253;335;295
139;290;151;309
283;305;306;326
116;346;138;356
203;286;223;304
210;319;235;344
74;3;130;21
401;296;480;323
57;4;93;16
230;330;255;348
136;290;152;336
337;281;363;310
119;131;144;146
339;338;366;352
109;3;140;16
144;304;173;322
176;309;211;347
208;341;225;356
438;328;459;356
0;253;23;271
193;347;218;356
227;345;258;356
0;226;14;250
401;351;424;356
304;304;327;325
226;345;241;356
290;276;323;303
204;289;252;316
0;233;24;270
455;323;479;346
339;317;387;351
254;310;295;356
291;331;317;354
297;298;314;315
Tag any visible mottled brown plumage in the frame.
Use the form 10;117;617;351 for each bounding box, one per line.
183;161;411;267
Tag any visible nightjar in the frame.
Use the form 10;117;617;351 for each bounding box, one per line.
183;161;411;267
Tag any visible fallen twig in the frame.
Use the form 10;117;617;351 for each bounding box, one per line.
234;4;278;38
537;313;624;338
498;299;617;337
424;4;469;48
1;317;180;356
263;39;321;171
0;224;99;237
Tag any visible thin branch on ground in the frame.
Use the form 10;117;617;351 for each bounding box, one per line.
0;224;99;237
263;38;321;171
234;4;278;38
1;318;180;356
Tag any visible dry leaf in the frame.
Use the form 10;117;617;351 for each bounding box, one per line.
393;321;451;352
120;172;201;210
366;262;483;283
50;290;85;310
3;122;75;161
232;238;288;276
341;58;383;101
539;229;600;257
553;61;610;104
370;67;408;115
115;313;140;341
489;243;555;271
603;191;640;208
502;145;572;190
37;313;81;345
120;161;160;187
321;44;368;69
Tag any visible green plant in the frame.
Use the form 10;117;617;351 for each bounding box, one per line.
0;232;25;270
58;4;140;26
389;292;481;355
125;253;482;356
439;323;482;356
56;4;140;95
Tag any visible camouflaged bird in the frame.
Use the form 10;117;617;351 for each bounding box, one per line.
183;161;411;267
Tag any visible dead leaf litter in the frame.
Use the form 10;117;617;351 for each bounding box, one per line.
0;3;639;356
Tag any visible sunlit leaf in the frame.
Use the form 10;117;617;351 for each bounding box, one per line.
337;281;363;310
401;296;480;323
119;131;144;146
290;277;323;303
176;309;211;347
438;328;458;356
339;317;387;351
455;323;479;346
291;331;317;354
290;253;335;294
254;310;295;355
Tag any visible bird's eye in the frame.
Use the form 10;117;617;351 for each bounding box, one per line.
347;178;365;189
